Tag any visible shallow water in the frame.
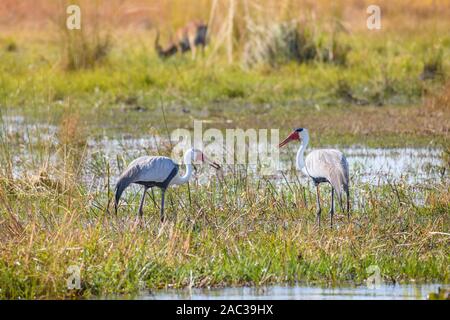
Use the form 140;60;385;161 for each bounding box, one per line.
2;117;449;301
1;115;447;188
344;147;445;184
90;136;447;185
140;283;447;300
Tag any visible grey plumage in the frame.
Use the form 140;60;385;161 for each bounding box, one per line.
114;156;179;217
115;174;134;212
305;149;350;211
113;148;219;222
304;148;350;227
279;128;350;228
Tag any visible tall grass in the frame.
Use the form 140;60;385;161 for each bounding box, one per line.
0;0;449;299
0;0;448;109
62;29;111;71
0;116;448;299
57;0;112;70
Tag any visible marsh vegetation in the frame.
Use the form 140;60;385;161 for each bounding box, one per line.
0;0;449;299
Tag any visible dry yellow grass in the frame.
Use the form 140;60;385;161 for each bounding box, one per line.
1;0;450;32
0;1;448;299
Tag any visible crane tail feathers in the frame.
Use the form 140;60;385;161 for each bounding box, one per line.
328;156;349;213
114;176;133;213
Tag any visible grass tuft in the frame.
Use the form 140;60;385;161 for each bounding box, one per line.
242;19;349;68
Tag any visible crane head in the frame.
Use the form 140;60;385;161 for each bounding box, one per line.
279;128;303;148
190;148;221;170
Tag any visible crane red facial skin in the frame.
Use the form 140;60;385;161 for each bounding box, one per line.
279;131;300;148
198;151;221;170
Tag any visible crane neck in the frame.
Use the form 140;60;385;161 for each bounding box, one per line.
174;163;193;185
296;136;309;171
172;150;194;185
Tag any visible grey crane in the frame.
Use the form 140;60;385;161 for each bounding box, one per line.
114;148;220;222
279;128;350;227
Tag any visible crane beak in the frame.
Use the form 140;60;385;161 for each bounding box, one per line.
209;161;221;170
202;154;221;170
279;131;299;148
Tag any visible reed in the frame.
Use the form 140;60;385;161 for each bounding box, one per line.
56;0;111;70
0;0;449;299
0;118;448;299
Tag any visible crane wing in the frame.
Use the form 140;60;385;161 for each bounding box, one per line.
305;149;349;194
126;156;177;183
114;156;177;210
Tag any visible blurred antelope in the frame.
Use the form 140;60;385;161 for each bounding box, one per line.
155;21;208;59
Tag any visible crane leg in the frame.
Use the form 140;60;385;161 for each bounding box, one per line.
329;187;335;228
346;187;350;220
160;189;166;223
138;187;148;217
315;184;321;227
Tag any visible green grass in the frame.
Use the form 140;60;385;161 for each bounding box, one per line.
0;163;448;299
0;16;450;299
0;30;449;147
0;118;449;299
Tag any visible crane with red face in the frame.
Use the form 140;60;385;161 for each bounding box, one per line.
279;128;350;227
115;148;220;222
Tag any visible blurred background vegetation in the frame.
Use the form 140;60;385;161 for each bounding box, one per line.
0;0;448;145
0;1;449;299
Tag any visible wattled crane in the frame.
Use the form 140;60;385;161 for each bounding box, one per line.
279;128;350;227
114;148;220;222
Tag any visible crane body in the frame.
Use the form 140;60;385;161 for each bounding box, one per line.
280;128;350;227
114;149;220;222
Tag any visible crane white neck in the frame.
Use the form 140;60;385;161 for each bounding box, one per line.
172;149;194;185
296;134;309;173
171;149;195;185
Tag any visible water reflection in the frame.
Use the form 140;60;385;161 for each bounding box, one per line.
141;283;447;300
